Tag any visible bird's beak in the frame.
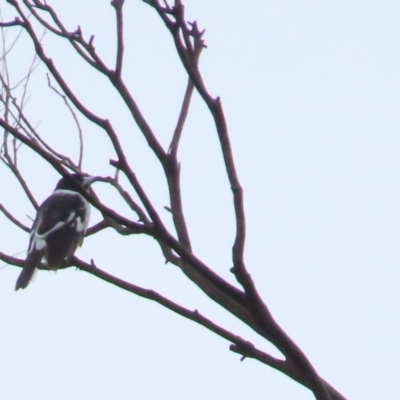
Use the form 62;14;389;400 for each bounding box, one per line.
81;175;102;187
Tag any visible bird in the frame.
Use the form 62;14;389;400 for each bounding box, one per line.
15;174;100;290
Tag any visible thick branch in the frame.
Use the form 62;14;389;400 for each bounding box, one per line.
143;3;339;399
108;77;168;165
0;250;345;400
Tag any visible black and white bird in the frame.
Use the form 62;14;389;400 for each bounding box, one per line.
15;174;100;290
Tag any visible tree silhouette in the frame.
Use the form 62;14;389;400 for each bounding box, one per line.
0;1;345;399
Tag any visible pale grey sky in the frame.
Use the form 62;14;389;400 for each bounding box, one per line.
1;1;400;399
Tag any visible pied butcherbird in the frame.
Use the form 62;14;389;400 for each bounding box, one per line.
15;174;101;290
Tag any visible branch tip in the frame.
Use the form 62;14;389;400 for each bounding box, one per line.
110;158;122;169
88;35;95;48
111;0;125;7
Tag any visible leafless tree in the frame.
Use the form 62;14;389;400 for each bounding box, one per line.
0;1;346;399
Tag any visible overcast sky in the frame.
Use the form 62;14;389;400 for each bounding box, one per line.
1;1;400;399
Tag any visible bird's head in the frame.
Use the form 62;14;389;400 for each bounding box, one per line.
54;173;102;192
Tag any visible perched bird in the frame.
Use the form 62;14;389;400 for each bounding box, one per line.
15;174;100;290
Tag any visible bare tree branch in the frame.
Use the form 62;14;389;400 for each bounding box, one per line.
27;0;167;165
111;0;124;79
46;74;84;168
0;247;344;400
165;31;202;250
0;2;347;399
0;141;39;209
168;79;194;157
0;203;29;232
101;173;150;224
27;0;100;68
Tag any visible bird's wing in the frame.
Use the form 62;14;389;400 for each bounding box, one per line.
28;209;77;253
28;191;87;252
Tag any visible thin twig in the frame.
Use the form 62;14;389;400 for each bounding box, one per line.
0;145;39;209
103;175;150;224
46;74;84;168
0;203;30;232
168;78;194;157
24;0;99;68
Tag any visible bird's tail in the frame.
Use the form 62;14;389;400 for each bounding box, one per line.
15;250;42;290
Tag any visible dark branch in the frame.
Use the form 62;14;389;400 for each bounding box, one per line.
72;256;288;374
0;18;23;28
112;0;125;79
102;175;150;224
168;78;194;158
85;219;110;236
